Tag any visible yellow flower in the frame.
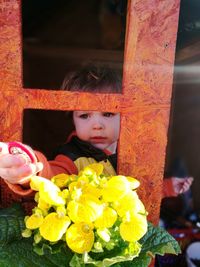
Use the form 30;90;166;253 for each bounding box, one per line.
38;198;50;213
34;192;39;203
26;164;150;262
39;213;71;242
68;179;88;196
120;212;147;242
30;176;65;206
94;206;117;229
30;176;52;191
82;183;102;198
66;222;94;254
56;205;67;216
126;176;140;190
113;191;146;217
68;181;79;192
83;163;104;176
25;214;44;230
69;183;83;200
77;176;89;186
67;194;103;223
102;176;131;202
40;186;65;206
51;173;70;188
97;228;111;242
59;189;69;200
70;177;101;198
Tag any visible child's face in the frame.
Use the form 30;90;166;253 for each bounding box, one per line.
73;111;120;153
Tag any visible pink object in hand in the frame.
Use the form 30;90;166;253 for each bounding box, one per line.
8;142;37;164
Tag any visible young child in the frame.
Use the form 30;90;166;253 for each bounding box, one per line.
0;65;193;198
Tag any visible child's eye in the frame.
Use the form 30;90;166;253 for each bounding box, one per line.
79;114;89;119
103;112;115;117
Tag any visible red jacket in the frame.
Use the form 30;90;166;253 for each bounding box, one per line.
4;134;176;202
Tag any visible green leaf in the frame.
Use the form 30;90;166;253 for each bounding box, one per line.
0;205;73;266
139;223;181;256
0;238;73;267
83;241;141;267
69;254;86;267
85;254;139;267
0;205;181;267
0;204;25;247
116;252;151;267
117;223;181;267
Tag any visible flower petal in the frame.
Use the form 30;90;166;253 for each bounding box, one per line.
120;213;147;242
51;173;70;188
26;214;44;229
94;207;117;229
39;213;71;242
84;163;104;176
66;222;94;254
68;194;103;223
113;191;146;217
39;184;65;206
126;176;140;190
102;176;131;202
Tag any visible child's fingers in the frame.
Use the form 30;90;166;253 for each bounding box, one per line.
0;164;32;181
35;162;43;174
17;162;43;185
179;177;193;194
0;154;26;168
183;177;193;188
187;177;194;185
0;162;42;184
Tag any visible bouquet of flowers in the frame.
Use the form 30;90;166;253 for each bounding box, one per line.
18;163;180;267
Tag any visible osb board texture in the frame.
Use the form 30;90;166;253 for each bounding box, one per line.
123;0;180;104
119;109;170;214
0;0;181;224
0;0;21;90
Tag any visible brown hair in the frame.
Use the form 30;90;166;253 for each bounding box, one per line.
61;64;122;93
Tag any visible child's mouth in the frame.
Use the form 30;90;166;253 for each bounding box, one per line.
90;137;107;143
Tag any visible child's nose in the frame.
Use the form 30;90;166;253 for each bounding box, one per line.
92;119;104;130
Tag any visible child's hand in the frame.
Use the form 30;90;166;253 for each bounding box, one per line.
0;142;43;185
171;176;194;195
